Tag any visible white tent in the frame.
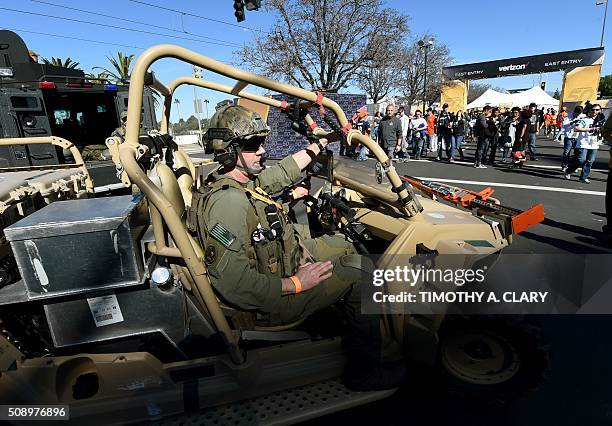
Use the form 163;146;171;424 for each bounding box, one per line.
466;88;510;109
510;86;559;109
467;86;559;110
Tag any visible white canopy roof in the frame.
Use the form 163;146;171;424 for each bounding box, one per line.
511;86;559;109
467;89;510;109
467;86;559;109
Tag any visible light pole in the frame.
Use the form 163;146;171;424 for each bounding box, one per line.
598;0;609;47
193;66;203;145
418;37;435;109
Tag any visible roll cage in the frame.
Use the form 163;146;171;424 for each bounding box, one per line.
117;44;424;365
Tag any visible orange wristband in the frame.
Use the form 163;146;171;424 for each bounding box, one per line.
289;275;302;293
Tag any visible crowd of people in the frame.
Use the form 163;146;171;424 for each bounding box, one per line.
344;101;607;184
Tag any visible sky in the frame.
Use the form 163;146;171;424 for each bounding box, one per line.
2;0;610;120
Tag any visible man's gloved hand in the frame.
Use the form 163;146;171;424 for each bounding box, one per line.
290;181;311;201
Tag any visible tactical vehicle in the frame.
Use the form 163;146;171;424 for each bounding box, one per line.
0;30;158;287
0;30;157;184
0;44;548;425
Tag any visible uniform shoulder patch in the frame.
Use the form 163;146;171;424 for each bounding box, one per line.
210;223;236;248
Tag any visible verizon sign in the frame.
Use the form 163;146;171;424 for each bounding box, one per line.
498;63;528;72
443;47;604;80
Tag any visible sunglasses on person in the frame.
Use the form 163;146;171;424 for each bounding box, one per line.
591;108;601;112
240;136;266;152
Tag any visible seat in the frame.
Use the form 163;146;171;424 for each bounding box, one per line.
152;161;203;259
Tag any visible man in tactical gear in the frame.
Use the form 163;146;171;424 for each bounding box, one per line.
111;110;129;140
190;103;404;391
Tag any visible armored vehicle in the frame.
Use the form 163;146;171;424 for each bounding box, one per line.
0;30;158;287
0;31;157;183
0;44;547;425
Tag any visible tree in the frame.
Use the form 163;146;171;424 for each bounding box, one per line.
172;115;209;135
42;57;80;69
396;35;452;105
173;98;182;122
553;89;560;100
85;71;111;84
93;52;135;84
355;55;401;104
468;83;492;104
145;87;162;109
599;74;612;97
236;0;408;92
466;83;507;104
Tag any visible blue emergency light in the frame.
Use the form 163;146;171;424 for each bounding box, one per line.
104;84;118;91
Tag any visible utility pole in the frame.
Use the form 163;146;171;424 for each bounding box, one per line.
423;47;428;109
174;98;182;123
418;37;435;110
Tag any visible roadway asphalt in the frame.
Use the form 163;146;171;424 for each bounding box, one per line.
186;135;612;425
345;135;611;255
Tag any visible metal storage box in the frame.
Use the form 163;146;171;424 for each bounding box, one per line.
4;194;149;300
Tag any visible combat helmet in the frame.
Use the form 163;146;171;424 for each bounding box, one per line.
205;103;269;172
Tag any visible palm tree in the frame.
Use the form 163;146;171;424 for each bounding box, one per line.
93;52;135;84
42;57;81;69
146;87;162;109
174;98;182;123
84;71;111;84
203;99;210;119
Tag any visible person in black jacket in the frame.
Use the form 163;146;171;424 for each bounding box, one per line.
436;103;453;161
487;108;506;164
511;108;532;166
473;105;494;168
451;110;467;162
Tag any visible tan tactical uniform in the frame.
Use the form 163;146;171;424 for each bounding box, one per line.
191;103;399;389
81;144;109;161
111;125;126;140
81;115;125;161
111;111;128;140
189;156;366;326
